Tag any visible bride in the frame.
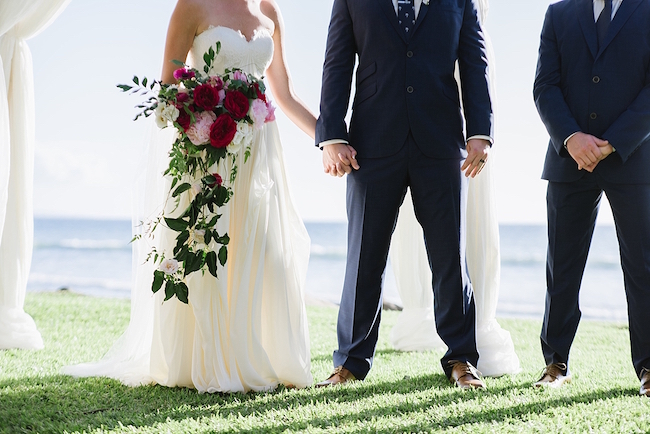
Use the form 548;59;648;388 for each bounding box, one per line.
63;0;317;392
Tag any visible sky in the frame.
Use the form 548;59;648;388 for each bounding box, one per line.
28;0;615;224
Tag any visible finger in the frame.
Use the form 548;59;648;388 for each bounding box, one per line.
337;152;351;166
350;154;360;170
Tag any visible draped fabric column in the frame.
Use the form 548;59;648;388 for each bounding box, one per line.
389;0;521;376
0;0;72;350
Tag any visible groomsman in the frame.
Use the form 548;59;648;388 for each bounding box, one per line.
533;0;650;396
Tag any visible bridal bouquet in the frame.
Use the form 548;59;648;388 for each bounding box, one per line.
119;42;275;303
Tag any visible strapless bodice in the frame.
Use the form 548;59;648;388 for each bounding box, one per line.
189;26;274;78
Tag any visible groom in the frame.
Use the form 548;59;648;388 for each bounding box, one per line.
315;0;493;388
533;0;650;395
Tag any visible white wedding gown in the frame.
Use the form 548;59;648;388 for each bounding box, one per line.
389;0;521;377
63;26;312;392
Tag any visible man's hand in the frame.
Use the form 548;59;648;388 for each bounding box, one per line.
566;132;610;172
322;143;360;177
461;138;490;178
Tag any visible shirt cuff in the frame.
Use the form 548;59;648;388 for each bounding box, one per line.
319;139;349;149
467;135;493;145
564;132;579;147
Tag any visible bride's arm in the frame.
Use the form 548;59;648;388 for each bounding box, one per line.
161;0;202;84
261;0;317;139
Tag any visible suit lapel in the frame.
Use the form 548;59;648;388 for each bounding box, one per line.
379;0;408;44
411;1;428;38
577;0;598;59
597;0;643;57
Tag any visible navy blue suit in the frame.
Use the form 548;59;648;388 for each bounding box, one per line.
534;0;650;378
317;0;493;379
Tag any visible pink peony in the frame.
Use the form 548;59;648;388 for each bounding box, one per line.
249;99;269;129
265;101;276;122
232;70;248;84
186;111;217;145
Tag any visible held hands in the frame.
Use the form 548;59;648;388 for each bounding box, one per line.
322;143;360;177
566;132;614;172
461;138;490;178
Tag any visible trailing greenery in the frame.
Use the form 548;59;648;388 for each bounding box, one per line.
0;292;648;433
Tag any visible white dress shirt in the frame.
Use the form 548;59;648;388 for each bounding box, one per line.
594;0;623;21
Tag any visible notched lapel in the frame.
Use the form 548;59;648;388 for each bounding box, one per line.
577;0;598;59
379;0;408;43
597;0;643;57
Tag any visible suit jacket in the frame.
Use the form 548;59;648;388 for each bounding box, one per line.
534;0;650;184
316;0;493;159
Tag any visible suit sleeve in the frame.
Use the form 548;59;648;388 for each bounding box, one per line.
315;0;357;146
602;61;650;162
457;0;494;140
533;5;581;157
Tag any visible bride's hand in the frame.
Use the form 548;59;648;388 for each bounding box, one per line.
323;143;360;177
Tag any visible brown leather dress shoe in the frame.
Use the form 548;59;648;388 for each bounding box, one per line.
639;368;650;397
534;363;571;388
315;366;356;387
448;361;486;389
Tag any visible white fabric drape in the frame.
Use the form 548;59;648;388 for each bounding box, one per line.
389;0;521;376
0;0;72;350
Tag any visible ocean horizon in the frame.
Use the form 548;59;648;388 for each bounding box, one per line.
27;217;628;323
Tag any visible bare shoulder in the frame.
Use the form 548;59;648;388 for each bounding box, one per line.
260;0;281;27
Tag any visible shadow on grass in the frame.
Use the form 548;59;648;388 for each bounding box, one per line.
0;372;639;433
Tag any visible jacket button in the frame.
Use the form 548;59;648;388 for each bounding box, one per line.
407;51;413;58
407;86;414;93
592;76;600;83
590;112;597;119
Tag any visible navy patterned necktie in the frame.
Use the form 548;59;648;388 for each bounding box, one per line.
596;0;612;48
397;0;416;37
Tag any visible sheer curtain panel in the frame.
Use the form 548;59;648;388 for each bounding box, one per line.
0;0;72;350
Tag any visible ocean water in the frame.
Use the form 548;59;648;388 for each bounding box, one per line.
27;218;628;322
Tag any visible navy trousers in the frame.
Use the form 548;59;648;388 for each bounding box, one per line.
544;173;650;378
334;133;478;379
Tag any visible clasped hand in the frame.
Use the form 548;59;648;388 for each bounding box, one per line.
566;132;614;172
322;143;360;177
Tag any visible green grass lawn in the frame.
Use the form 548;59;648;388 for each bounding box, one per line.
0;292;648;433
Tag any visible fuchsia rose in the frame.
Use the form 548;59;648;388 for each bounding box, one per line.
176;91;190;103
249;99;268;129
173;68;195;80
209;173;223;188
265;101;276;122
186;111;217;145
193;84;221;111
176;110;192;131
207;76;224;90
224;91;250;120
209;114;237;148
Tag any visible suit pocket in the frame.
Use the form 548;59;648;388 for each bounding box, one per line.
354;82;377;107
356;62;376;86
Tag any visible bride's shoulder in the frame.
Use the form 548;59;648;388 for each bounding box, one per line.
260;0;281;27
